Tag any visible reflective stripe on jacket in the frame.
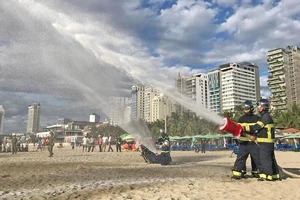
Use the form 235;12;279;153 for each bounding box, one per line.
245;111;275;143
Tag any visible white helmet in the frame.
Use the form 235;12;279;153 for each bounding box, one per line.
12;133;16;136
164;140;169;146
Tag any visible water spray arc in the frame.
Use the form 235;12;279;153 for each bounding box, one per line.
8;0;239;152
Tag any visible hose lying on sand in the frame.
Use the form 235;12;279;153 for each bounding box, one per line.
278;165;300;179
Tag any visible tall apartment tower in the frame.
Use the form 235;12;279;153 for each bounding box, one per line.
175;73;188;113
130;86;144;121
267;46;300;111
176;73;209;109
109;97;131;126
208;69;221;113
151;94;176;122
0;105;5;134
89;113;100;123
187;73;209;109
143;86;159;122
27;103;41;133
219;62;260;112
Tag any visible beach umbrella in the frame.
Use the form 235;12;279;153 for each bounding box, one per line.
120;134;129;140
275;134;284;139
221;133;234;138
203;134;219;139
284;135;300;139
169;136;182;142
181;135;193;140
194;135;205;139
122;135;135;141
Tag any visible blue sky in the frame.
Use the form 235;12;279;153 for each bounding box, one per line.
0;0;300;133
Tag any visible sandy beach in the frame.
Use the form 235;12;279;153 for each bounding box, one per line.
0;145;300;200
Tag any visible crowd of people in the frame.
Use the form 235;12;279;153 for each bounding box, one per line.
0;133;29;154
79;134;131;153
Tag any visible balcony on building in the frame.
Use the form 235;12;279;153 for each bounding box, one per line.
267;58;279;64
267;49;283;56
271;61;284;68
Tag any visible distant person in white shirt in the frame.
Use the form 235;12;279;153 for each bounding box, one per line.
82;136;88;152
108;134;114;152
102;135;108;152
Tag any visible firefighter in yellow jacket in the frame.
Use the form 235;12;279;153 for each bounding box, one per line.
232;100;261;179
243;99;280;181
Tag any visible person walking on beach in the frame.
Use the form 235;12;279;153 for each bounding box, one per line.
116;136;122;152
48;131;55;157
102;135;108;152
11;134;18;155
242;99;280;181
98;135;102;152
88;135;95;152
82;136;88;152
232;100;261;179
200;139;206;153
108;134;114;152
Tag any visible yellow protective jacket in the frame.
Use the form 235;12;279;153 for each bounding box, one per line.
243;111;275;143
238;113;260;141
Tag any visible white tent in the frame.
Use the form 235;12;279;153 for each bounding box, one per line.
36;131;51;138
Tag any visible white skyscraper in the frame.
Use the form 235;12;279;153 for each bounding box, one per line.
27;103;41;133
219;62;260;112
109;97;132;126
143;86;159;122
130;86;145;121
151;94;175;122
0;105;5;134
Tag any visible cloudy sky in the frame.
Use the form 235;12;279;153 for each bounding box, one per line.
0;0;299;133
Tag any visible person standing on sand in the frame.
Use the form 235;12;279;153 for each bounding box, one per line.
102;135;108;152
108;134;114;152
200;139;206;153
98;135;102;152
116;136;122;152
232;100;261;179
12;134;18;155
48;131;55;157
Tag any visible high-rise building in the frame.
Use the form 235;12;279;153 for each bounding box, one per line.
110;97;131;125
175;62;260;113
267;46;300;111
143;86;159;122
219;62;260;112
27;103;41;133
208;69;221;113
186;73;209;109
130;86;144;121
175;73;188;113
151;94;175;122
89;113;100;123
176;73;209;110
175;73;187;95
123;106;131;124
0;105;5;134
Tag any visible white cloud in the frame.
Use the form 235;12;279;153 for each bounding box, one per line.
260;75;269;87
212;0;238;7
